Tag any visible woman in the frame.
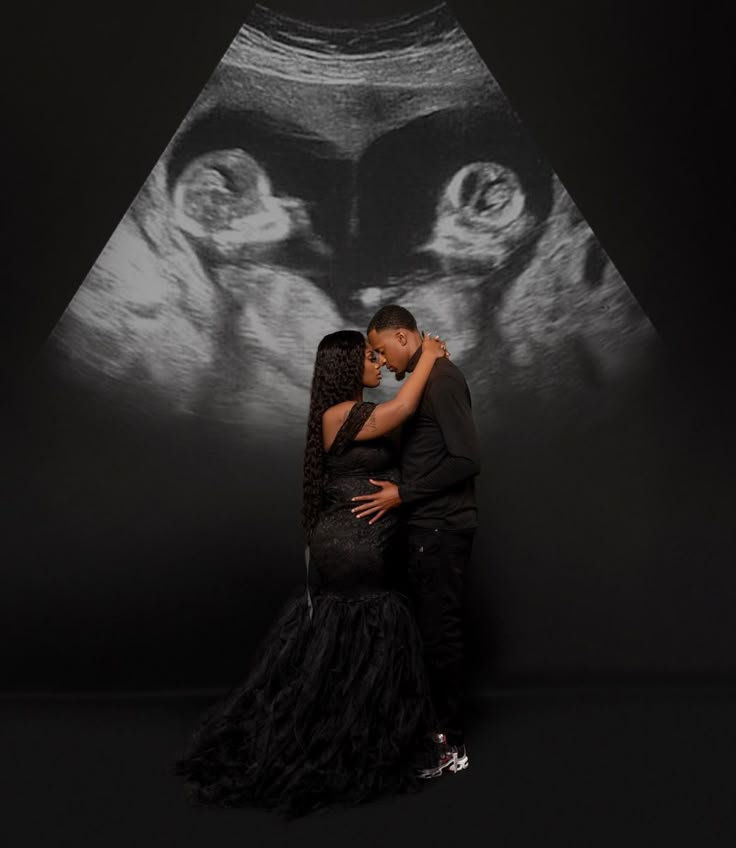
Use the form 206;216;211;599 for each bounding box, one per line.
174;329;448;817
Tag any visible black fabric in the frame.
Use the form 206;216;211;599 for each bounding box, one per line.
405;525;476;746
174;401;438;817
397;349;480;529
309;402;401;593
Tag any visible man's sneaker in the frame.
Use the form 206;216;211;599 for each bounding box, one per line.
451;744;469;773
417;732;469;779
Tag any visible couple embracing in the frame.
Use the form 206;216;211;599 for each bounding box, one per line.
176;304;481;818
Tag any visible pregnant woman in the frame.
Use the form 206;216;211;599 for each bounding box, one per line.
175;328;449;817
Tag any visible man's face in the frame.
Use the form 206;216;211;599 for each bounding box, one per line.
367;328;413;379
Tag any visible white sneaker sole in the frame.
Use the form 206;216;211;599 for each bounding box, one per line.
418;750;469;779
449;751;469;773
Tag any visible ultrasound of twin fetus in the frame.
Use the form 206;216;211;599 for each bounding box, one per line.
49;7;659;441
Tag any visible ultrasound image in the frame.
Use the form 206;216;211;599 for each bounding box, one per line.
47;3;660;442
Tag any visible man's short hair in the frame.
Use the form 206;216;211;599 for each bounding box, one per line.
367;304;418;335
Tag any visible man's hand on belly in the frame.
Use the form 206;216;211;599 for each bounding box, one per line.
351;480;402;525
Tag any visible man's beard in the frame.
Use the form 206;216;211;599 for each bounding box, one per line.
394;370;407;381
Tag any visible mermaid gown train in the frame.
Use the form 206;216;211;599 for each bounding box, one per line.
174;401;437;817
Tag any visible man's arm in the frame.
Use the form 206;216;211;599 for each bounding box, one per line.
351;373;480;524
397;374;480;504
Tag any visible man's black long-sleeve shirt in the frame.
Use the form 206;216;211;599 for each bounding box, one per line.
396;346;480;530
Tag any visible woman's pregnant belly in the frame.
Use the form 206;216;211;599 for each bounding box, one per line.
310;472;401;591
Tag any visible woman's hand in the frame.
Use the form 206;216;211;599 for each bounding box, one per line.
421;331;450;359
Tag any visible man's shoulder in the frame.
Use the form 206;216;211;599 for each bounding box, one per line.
430;357;467;385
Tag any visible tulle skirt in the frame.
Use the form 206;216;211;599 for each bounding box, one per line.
174;588;437;818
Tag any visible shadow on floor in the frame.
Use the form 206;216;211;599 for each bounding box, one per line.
3;685;735;847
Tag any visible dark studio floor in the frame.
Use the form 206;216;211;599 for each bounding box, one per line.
3;685;735;848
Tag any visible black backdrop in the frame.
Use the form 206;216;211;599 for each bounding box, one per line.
1;0;733;693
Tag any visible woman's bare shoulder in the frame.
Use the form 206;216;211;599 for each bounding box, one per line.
322;401;357;426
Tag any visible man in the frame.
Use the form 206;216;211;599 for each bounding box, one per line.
352;304;480;778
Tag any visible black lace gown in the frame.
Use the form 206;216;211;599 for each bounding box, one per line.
174;402;437;817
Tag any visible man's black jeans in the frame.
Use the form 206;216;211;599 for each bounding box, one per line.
403;525;475;747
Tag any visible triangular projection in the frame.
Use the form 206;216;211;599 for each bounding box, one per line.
47;2;659;441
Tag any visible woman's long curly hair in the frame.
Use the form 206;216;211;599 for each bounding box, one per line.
302;330;366;543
